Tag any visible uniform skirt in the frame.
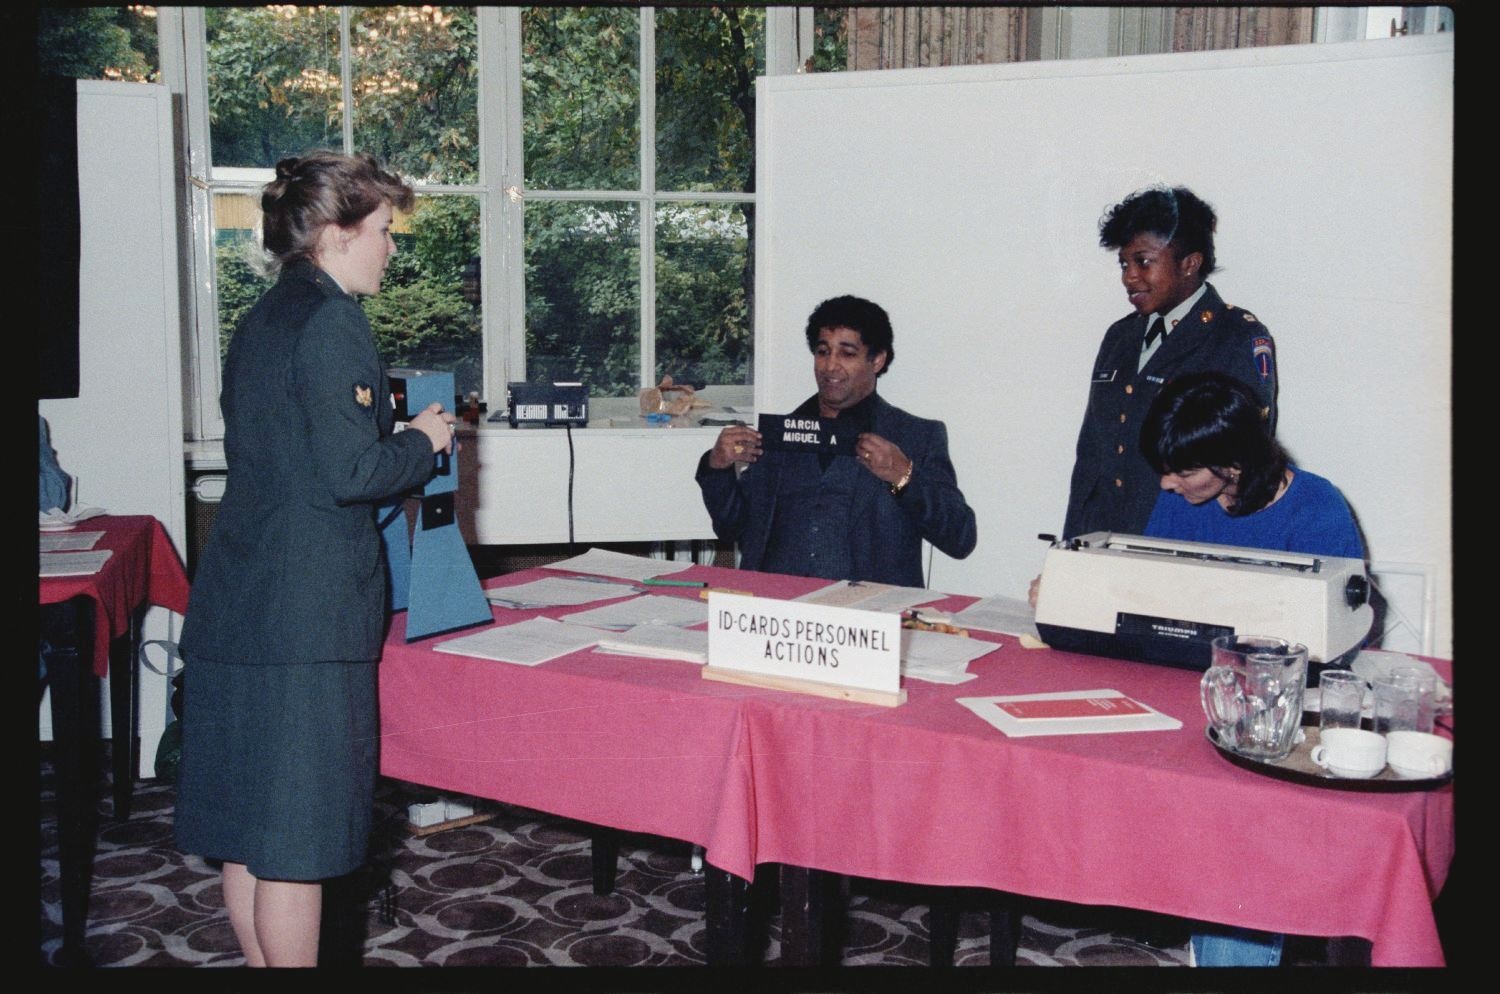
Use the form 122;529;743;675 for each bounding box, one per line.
174;655;379;881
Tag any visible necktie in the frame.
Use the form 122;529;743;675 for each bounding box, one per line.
1143;316;1166;351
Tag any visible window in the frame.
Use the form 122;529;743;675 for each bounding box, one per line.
36;5;160;82
165;5;777;438
175;6;482;438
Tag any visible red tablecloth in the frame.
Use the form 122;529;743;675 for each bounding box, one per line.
39;515;191;677
378;563;1454;967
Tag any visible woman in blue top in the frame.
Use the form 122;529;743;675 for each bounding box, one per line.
1141;371;1363;560
1140;371;1363;967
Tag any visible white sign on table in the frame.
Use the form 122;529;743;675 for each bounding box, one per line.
702;591;905;706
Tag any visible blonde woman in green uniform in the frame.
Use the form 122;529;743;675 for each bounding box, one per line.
176;152;453;966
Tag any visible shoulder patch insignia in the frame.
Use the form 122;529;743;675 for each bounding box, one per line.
354;383;374;408
1252;337;1274;381
1200;310;1213;323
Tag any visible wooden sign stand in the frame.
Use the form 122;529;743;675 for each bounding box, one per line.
701;665;907;708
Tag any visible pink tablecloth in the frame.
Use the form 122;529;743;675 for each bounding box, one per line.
39;515;191;677
377;563;1454;967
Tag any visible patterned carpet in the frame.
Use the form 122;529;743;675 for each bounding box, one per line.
56;744;1455;983
38;746;1232;971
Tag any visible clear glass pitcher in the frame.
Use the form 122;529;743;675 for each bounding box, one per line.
1200;635;1308;761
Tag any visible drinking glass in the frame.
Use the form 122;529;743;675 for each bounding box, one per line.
1317;669;1367;732
1372;672;1423;736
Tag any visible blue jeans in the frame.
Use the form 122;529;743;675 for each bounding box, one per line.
1191;927;1285;966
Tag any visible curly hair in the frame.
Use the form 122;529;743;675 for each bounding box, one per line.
1099;185;1217;277
803;295;894;376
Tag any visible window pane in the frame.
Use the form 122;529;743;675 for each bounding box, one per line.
212;193;273;362
364;195;483;398
811;7;850;72
655;6;764;192
212;192;482;400
351;7;479;185
655;203;751;388
522;7;639;191
524;201;640;397
206;6;342;170
37;6;159;82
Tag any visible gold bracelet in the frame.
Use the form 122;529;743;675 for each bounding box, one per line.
888;462;913;496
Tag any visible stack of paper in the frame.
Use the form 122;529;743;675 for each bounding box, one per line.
950;595;1039;640
40;550;113;578
40;531;105;553
548;548;692;583
957;689;1181;737
900;629;998;685
590;623;709;664
433;617;602;667
797;580;941;614
559;595;708;632
485;576;633;610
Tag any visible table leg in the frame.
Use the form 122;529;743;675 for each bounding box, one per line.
107;609;139;820
589;826;621;895
42;598;100;966
988;891;1021;967
704;862;754;966
929;896;958;967
779;865;839;966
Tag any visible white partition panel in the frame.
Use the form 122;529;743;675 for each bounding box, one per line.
755;34;1452;655
39;82;187;773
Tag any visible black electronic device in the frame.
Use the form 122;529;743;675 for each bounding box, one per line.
504;381;589;427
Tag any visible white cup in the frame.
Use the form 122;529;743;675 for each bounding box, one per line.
1384;731;1453;779
1311;727;1387;779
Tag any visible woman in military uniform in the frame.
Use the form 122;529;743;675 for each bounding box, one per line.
175;151;454;966
1062;185;1278;540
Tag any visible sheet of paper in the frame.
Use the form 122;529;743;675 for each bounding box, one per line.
900;628;998;684
559;594;708;632
39;530;105;553
797;580;942;614
950;595;1040;640
956;689;1182;738
433;617;603;667
548;548;692;583
39;550;114;578
485;575;636;610
587;623;709;664
39;506;108;527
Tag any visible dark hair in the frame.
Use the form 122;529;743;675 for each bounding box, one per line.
259;150;415;272
1099;185;1217;278
1140;372;1286;516
804;295;894;376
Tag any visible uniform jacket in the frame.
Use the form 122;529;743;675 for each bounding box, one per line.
1062;283;1277;539
182;262;436;665
697;393;977;587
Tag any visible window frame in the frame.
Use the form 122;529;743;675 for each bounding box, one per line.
164;5;809;440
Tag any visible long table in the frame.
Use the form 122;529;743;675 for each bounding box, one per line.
377;562;1454;967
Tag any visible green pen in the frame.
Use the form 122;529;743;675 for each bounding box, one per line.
641;578;708;588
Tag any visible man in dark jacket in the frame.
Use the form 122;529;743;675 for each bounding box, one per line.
697;295;976;587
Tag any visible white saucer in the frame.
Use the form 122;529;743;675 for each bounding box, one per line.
39;520;78;532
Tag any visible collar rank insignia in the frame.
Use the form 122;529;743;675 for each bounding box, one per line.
354;383;374;408
1200;310;1213;323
